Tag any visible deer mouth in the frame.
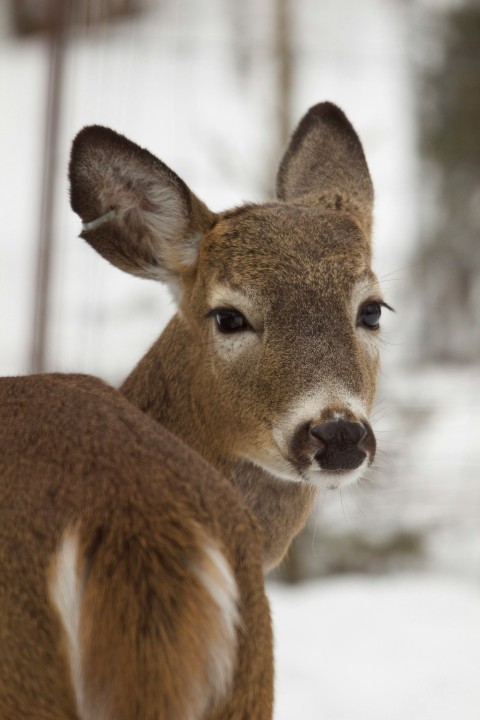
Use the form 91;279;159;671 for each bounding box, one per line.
241;440;372;490
307;459;370;490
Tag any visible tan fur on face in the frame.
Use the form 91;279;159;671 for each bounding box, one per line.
175;205;379;482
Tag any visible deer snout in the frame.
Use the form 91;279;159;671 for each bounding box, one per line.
309;419;370;471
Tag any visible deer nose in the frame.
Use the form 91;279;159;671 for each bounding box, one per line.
309;420;367;471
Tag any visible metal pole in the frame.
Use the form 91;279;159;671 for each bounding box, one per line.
30;0;70;373
275;0;293;152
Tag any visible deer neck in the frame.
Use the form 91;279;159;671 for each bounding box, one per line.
231;461;317;570
121;314;317;570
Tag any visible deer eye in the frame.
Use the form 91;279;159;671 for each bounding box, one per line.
211;308;251;334
359;301;382;330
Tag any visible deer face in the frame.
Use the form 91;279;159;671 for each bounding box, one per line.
182;203;382;489
69;103;386;491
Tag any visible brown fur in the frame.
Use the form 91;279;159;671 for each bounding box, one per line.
0;374;272;719
276;103;374;234
1;103;386;718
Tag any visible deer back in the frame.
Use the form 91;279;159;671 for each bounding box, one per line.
0;374;272;719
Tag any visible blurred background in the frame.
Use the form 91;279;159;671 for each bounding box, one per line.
1;0;479;717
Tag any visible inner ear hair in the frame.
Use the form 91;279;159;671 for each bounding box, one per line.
69;125;216;283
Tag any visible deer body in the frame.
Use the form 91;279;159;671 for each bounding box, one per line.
0;103;388;718
0;374;271;719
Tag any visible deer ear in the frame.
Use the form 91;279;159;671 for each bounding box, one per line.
276;103;373;233
69;126;216;288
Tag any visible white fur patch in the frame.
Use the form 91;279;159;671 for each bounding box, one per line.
208;285;261;359
244;386;371;487
48;529;86;717
308;456;370;490
272;386;368;452
351;275;384;358
193;542;240;704
208;286;258;318
242;447;305;484
244;447;369;490
82;209;117;232
212;328;259;360
351;275;383;315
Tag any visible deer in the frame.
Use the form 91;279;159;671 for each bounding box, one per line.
0;103;389;720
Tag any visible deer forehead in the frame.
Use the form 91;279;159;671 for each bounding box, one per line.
198;204;371;301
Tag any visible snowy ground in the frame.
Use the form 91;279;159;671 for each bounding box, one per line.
270;573;480;720
268;363;480;718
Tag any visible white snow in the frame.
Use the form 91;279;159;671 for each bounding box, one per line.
270;573;480;720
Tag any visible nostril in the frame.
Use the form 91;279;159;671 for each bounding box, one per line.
310;422;336;444
310;420;367;448
348;422;367;446
308;426;327;453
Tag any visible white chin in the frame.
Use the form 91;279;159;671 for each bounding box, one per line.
245;454;369;489
306;461;368;490
244;454;304;483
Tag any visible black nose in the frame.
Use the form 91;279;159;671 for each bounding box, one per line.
309;420;367;471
